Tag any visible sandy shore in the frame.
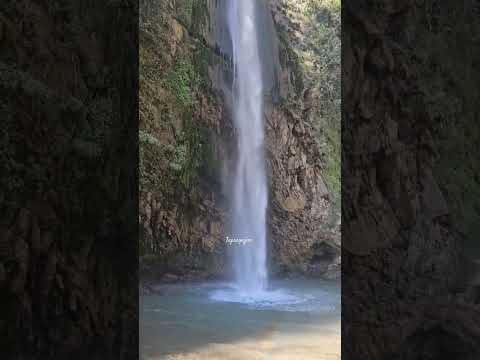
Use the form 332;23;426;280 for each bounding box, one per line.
152;321;340;360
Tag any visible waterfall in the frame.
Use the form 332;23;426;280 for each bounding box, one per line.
227;0;268;293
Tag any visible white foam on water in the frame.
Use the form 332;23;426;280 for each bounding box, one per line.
209;285;338;313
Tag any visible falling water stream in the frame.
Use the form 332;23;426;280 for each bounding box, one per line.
228;0;268;294
210;0;314;306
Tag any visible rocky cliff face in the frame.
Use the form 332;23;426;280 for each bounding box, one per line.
343;1;480;358
0;1;137;358
139;0;340;281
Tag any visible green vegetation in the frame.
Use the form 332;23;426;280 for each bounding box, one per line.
141;54;211;194
190;0;209;34
176;0;209;32
193;41;211;86
165;60;200;107
276;0;341;215
168;124;203;190
139;130;165;192
139;0;214;196
140;0;213;197
303;0;341;213
303;0;340;15
165;57;215;191
175;0;194;27
141;39;214;195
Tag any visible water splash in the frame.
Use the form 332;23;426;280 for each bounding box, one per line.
209;286;338;313
227;0;268;293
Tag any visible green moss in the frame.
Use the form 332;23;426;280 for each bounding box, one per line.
139;0;218;199
193;41;211;88
303;0;341;16
165;60;199;107
191;0;209;33
301;1;341;214
139;130;167;193
175;0;194;27
200;132;217;179
175;0;208;31
167;119;202;191
277;31;304;98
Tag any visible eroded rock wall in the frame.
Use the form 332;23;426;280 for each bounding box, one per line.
343;0;480;358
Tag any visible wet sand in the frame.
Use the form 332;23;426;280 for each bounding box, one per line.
158;321;340;360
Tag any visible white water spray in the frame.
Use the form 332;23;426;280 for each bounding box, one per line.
227;0;268;293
